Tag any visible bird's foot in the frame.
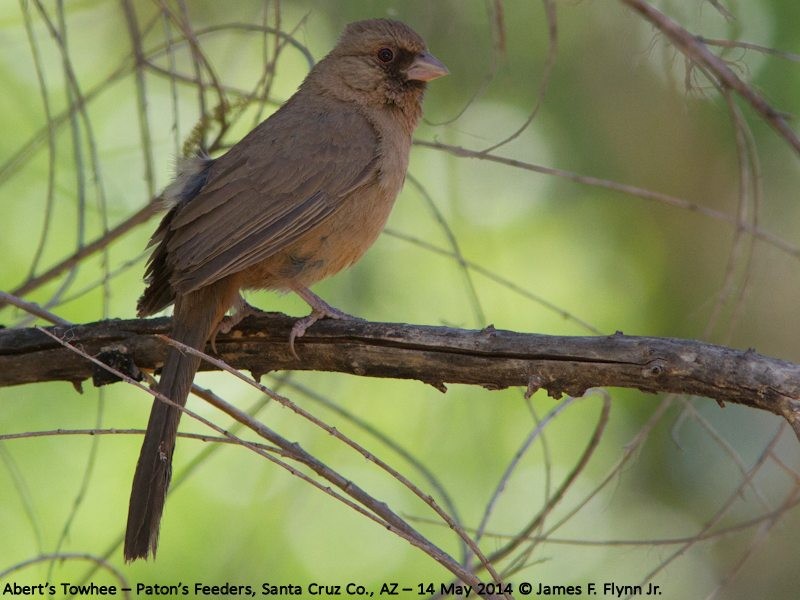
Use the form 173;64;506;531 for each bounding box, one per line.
210;295;267;354
289;286;360;359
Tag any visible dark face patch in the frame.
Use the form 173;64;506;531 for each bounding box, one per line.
379;48;426;92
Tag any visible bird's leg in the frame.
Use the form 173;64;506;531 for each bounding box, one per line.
289;285;360;358
209;294;268;354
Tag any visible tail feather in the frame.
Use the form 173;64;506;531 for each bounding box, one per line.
124;281;234;561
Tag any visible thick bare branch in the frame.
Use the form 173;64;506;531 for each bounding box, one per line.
2;315;798;435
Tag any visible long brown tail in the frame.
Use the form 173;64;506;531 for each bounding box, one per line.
124;281;234;561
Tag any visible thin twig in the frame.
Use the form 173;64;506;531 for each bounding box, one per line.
620;0;800;156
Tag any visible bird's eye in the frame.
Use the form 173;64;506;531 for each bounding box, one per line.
377;47;394;63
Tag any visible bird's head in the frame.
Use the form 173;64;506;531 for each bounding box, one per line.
308;19;448;122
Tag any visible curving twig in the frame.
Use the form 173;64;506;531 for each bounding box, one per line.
620;0;800;156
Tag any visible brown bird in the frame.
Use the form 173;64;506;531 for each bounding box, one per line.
124;19;447;561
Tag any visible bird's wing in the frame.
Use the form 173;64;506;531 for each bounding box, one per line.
163;97;379;294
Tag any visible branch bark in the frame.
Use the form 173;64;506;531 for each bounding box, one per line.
2;314;799;437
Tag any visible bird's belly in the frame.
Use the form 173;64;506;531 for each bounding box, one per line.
240;185;397;291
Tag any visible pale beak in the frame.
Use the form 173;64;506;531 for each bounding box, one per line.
406;52;449;82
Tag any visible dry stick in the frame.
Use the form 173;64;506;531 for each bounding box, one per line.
386;490;800;550
42;1;116;305
474;397;576;547
277;376;468;562
406;174;486;327
385;229;602;334
676;399;771;510
620;0;800;156
0;428;280;453
0;21;140;187
425;0;506;129
62;325;485;585
32;329;382;521
634;423;787;598
32;9;115;572
537;396;674;538
485;480;800;550
33;0;87;309
0;291;70;325
7;317;800;436
521;392;554;555
699;36;800;63
769;451;800;482
166;1;221;131
52;336;469;584
0;20;301;189
161;7;182;158
74;383;290;585
705;0;734;21
703;85;755;339
165;336;508;593
705;487;800;600
725;93;764;342
121;0;157;198
413;140;800;258
430;395;611;596
35;328;491;594
0;23;311;312
20;318;800;582
15;414;800;563
481;0;557;154
500;394;611;577
249;13;310;128
0;202;157;312
20;0;59;282
194;386;496;596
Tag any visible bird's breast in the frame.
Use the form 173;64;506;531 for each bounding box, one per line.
371;110;414;196
239;107;413;292
377;137;409;196
241;182;396;291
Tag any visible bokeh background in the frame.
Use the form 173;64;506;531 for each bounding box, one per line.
2;1;800;598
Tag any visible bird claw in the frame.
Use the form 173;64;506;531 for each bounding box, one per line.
288;305;358;359
210;296;268;354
